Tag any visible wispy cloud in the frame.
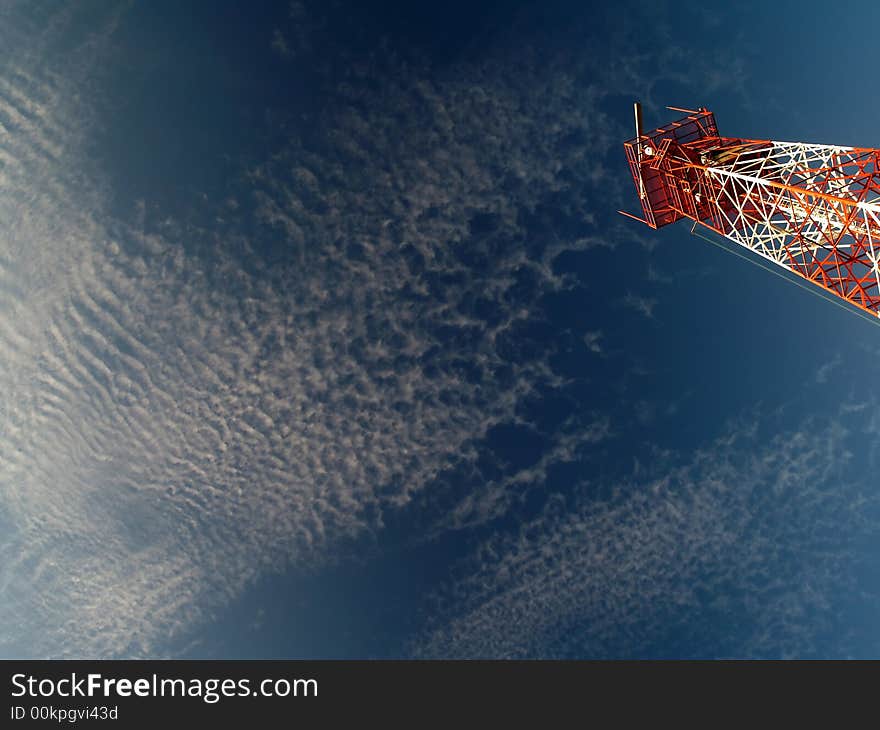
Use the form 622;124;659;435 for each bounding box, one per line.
621;291;657;319
583;330;604;355
815;353;842;384
432;414;614;534
413;405;880;659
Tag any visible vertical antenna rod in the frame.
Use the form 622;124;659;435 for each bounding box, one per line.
634;101;643;143
633;101;646;199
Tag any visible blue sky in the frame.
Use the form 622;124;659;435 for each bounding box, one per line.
1;0;879;659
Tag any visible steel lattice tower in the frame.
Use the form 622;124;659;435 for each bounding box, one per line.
621;103;880;318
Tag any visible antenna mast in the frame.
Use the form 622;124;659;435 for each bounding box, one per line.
620;106;880;318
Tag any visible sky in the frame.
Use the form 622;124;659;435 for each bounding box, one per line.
1;0;880;659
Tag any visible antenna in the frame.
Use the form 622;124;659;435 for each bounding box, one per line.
633;101;646;199
665;105;702;114
634;101;644;143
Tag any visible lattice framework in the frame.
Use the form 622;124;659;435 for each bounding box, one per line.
622;106;880;317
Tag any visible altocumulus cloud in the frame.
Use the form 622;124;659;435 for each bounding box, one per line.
412;405;880;659
0;1;757;657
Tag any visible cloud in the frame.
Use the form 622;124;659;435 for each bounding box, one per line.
430;413;614;534
815;354;842;384
0;1;765;658
621;291;657;319
583;330;604;355
271;29;291;58
0;2;609;658
412;405;880;659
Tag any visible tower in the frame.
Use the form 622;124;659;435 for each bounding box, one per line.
621;104;880;318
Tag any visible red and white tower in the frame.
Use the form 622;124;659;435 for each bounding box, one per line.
621;104;880;317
